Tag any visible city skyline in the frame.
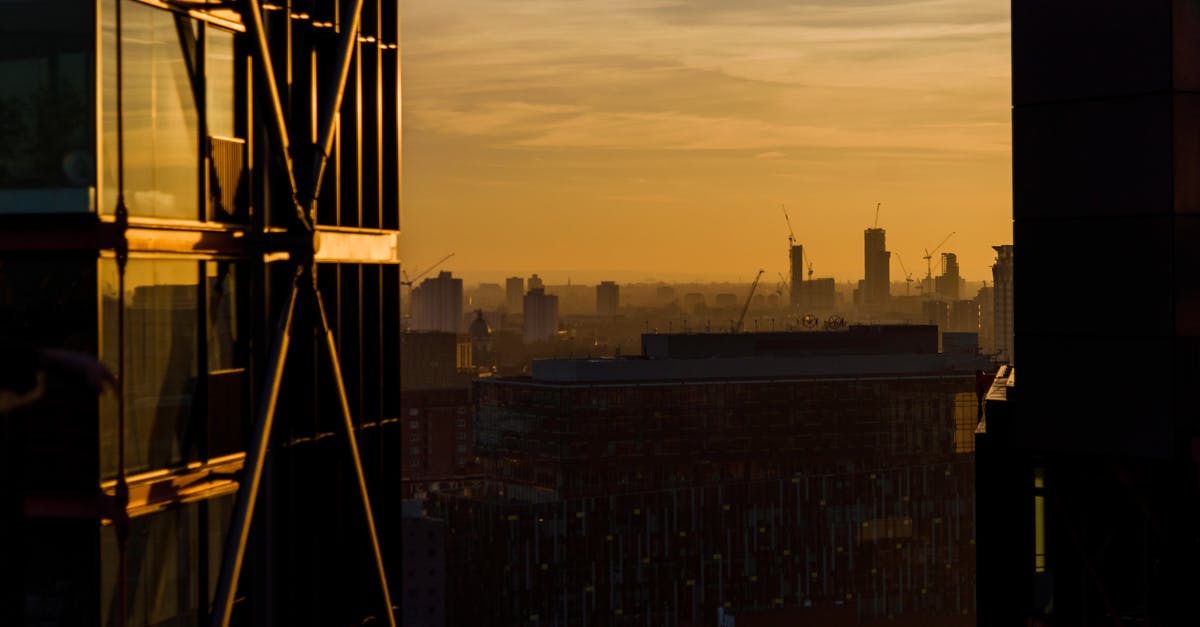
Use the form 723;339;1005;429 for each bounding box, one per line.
401;0;1011;283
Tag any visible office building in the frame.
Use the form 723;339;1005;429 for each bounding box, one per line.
863;228;890;305
434;326;991;626
522;287;558;343
0;1;401;625
977;5;1200;625
411;271;464;333
596;280;619;316
505;276;524;313
990;245;1013;365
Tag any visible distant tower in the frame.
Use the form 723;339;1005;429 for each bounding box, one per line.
935;252;961;300
411;271;464;333
506;276;524;313
863;228;890;305
596;281;619;316
789;244;804;308
528;273;544;291
991;245;1013;364
523;287;558;343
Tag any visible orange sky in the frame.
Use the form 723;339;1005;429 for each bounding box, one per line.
400;0;1011;285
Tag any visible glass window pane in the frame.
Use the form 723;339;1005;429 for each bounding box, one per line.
0;0;96;213
102;1;199;219
101;505;200;627
100;259;200;478
206;27;235;139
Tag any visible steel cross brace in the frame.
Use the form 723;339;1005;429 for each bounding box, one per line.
209;1;394;626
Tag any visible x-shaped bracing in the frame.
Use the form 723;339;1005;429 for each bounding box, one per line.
208;1;396;626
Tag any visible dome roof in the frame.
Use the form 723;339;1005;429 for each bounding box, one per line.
468;310;492;338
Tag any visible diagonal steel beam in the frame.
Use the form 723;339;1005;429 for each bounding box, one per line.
312;285;397;627
210;267;302;627
240;0;311;231
307;0;365;214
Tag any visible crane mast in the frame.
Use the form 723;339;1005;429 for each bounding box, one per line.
735;269;765;333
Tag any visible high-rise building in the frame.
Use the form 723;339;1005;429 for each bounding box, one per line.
936;252;961;300
505;276;524;313
863;228;890;305
411;271;464;333
522;287;558;343
977;5;1200;625
0;2;401;624
991;245;1013;364
789;244;804;307
596;280;619;316
527;273;544;291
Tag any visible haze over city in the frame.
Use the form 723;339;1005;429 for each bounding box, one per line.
401;0;1012;283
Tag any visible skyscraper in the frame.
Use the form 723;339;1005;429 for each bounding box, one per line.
596;280;619;316
936;252;961;300
789;244;804;308
991;245;1013;364
411;271;464;333
505;276;524;313
863;228;890;305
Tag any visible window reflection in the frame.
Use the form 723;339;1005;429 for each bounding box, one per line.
206;28;235;140
101;0;199;218
0;0;95;213
100;259;199;478
100;504;200;627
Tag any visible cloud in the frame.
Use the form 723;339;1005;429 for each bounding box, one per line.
756;151;787;159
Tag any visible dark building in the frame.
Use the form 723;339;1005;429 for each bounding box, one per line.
596;280;620;316
411;271;464;334
400;388;475;498
789;244;804;308
990;245;1013;365
797;277;836;312
505;276;524;313
0;1;400;625
934;253;960;301
977;4;1200;625
401;500;447;627
432;327;991;627
863;228;890;305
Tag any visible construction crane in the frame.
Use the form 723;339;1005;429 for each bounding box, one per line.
781;204;796;246
873;202;882;228
401;252;455;287
805;252;815;280
893;251;914;296
922;232;955;285
734;269;765;333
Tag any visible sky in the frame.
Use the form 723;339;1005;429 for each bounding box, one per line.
400;0;1011;285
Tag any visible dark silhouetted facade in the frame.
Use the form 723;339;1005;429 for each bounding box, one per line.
433;327;990;627
0;1;400;625
863;228;890;305
596;280;620;316
977;4;1200;625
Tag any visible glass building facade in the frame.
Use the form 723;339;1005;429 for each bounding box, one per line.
0;1;400;625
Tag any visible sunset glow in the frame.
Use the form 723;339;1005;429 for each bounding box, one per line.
401;0;1011;283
